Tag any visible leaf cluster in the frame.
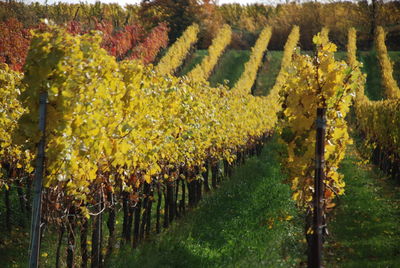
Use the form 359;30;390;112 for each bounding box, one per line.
279;30;358;209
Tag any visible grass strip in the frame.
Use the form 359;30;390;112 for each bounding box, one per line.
325;145;400;267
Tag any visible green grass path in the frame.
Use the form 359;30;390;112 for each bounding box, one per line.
110;139;305;268
209;50;250;88
111;140;400;268
326;146;400;267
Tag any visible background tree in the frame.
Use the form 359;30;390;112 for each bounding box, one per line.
196;0;224;48
140;0;199;43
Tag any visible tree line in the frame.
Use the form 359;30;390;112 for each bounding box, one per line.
1;1;399;51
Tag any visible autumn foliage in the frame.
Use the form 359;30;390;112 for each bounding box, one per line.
128;22;169;64
0;18;169;72
70;19;170;62
0;18;31;71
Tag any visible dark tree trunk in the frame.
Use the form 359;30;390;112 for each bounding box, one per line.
67;211;76;268
167;182;175;223
126;204;134;243
156;184;162;234
145;187;153;237
180;177;186;214
16;177;27;226
80;220;89;268
211;163;218;189
140;184;150;241
106;193;116;259
223;159;229;178
224;159;233;178
175;179;180;217
203;161;210;192
163;188;169;229
4;187;11;232
91;197;103;268
55;226;65;268
122;191;129;243
132;201;141;248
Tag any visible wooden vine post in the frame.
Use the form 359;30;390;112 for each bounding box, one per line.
29;91;48;268
91;191;104;268
309;108;326;268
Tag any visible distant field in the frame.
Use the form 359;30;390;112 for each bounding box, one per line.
181;50;400;99
180;50;281;96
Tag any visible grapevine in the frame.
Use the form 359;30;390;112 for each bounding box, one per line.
14;24;277;222
0;64;33;189
231;26;272;93
279;31;358;208
349;28;400;169
156;23;200;76
187;24;232;82
263;26;300;121
375;26;400;99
